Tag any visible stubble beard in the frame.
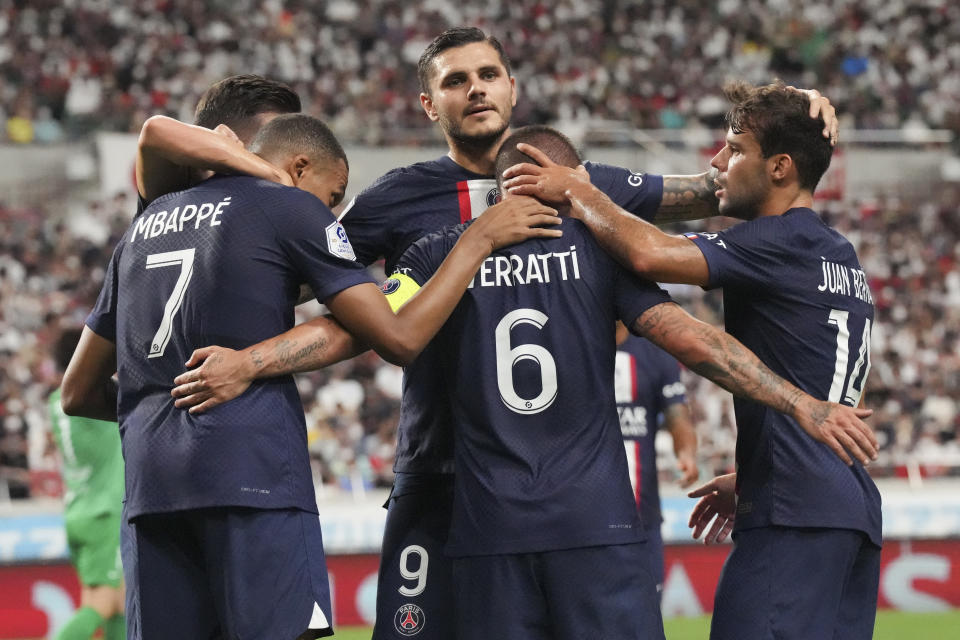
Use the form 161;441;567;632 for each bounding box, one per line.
441;112;511;155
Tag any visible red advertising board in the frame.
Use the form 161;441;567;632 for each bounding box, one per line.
2;540;959;637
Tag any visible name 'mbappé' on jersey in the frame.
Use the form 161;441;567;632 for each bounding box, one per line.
340;155;664;476
389;217;673;556
686;207;881;546
87;175;373;520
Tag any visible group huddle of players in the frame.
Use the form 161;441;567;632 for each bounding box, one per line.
58;26;881;640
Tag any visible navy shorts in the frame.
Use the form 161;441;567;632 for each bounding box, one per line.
372;473;455;640
453;542;664;640
710;526;880;640
124;507;333;640
640;525;665;599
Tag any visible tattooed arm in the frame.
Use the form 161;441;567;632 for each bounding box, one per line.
503;143;711;285
652;169;720;223
171;315;364;414
633;302;877;466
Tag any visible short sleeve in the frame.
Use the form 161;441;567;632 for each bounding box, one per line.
585;162;664;222
685;217;788;291
655;349;687;409
338;189;394;267
265;187;375;302
613;266;673;331
86;243;123;342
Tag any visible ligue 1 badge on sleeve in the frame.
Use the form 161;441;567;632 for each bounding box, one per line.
325;220;357;261
394;603;425;636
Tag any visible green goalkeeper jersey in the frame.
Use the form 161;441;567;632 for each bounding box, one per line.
48;388;124;521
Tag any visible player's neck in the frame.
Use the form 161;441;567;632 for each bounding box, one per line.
445;129;512;177
756;188;814;218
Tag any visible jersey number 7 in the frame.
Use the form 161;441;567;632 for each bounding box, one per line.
145;249;196;359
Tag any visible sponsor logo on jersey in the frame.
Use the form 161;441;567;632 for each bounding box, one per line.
394;604;425;636
325;220;357;260
381;278;402;295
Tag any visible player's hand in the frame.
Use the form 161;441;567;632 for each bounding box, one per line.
675;452;699;488
171;346;255;414
213;123;244;148
794;398;877;466
688;473;737;545
501;143;593;205
466;195;562;252
788;87;839;146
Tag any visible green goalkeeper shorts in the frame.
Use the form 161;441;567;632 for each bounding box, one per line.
65;511;123;587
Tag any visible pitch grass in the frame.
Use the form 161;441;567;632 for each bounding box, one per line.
329;610;960;639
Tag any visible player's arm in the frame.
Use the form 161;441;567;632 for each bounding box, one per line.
632;302;877;466
664;403;698;487
60;327;119;422
505;148;709;285
326;197;561;366
137;115;292;202
171;315;363;414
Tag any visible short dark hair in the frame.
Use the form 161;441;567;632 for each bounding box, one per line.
724;80;833;192
54;328;83;373
418;27;512;94
193;75;301;143
494;125;581;188
249;114;348;169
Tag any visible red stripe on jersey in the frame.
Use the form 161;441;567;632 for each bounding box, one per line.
457;181;472;223
630;353;639;403
632;441;643;507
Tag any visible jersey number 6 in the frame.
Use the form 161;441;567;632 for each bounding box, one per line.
495;308;558;415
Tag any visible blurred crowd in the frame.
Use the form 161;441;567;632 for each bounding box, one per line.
1;0;959;145
1;182;958;501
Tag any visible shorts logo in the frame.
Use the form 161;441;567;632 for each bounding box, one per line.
381;278;401;295
627;170;644;187
325;220;357;260
394;604;425;636
486;187;501;206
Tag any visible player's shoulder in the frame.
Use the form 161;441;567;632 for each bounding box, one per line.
352;156;455;200
409;221;468;254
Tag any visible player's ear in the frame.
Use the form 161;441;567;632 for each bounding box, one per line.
769;153;793;183
291;154;310;182
420;92;439;122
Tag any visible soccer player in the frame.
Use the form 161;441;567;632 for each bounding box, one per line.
49;328;125;640
59;114;558;640
380;124;875;640
505;82;880;639
137;74;301;204
166;28;844;639
614;324;698;598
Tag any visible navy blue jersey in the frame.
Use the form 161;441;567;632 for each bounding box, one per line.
395;218;673;556
615;336;686;528
687;208;881;546
87;176;374;520
341;155;663;474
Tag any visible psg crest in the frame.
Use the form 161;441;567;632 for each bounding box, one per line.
393;603;425;636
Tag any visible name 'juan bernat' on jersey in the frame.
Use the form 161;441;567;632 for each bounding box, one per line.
86;176;374;520
686;207;882;547
339;155;664;476
390;218;673;556
615;336;687;529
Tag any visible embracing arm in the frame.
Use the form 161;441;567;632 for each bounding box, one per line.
61;327;119;422
633;302;877;466
137;116;291;202
327;197;561;366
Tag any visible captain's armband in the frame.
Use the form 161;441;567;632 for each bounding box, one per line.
380;273;422;312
